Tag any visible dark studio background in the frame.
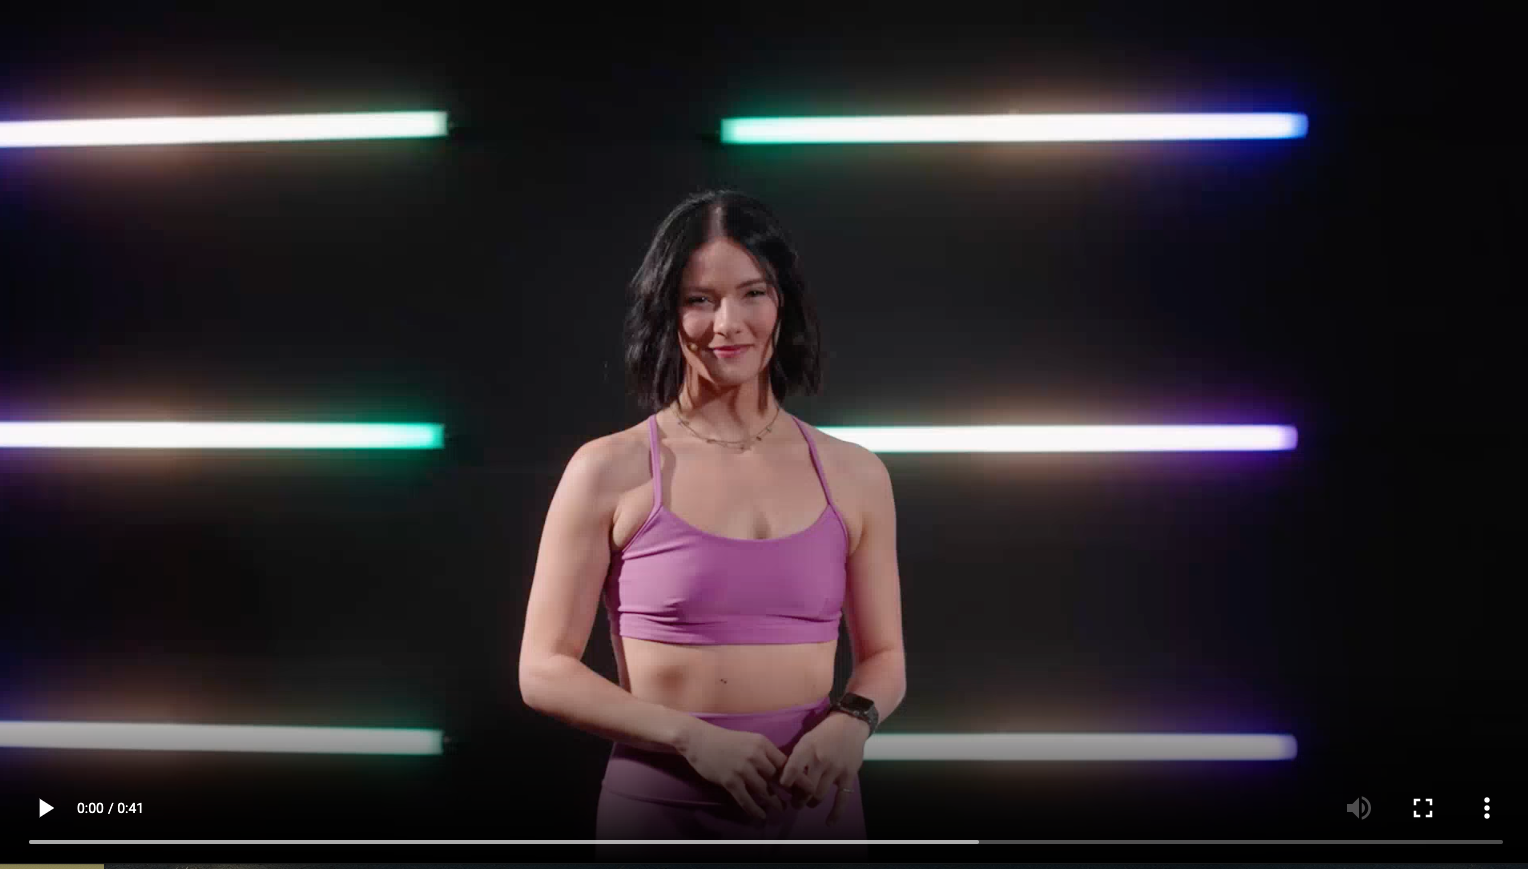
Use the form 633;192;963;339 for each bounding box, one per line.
0;4;1513;862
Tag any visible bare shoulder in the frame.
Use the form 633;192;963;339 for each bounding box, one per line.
795;417;890;491
566;421;649;488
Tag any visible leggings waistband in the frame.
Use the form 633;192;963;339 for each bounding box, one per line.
687;694;831;723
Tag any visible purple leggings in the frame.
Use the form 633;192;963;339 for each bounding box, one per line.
596;694;866;851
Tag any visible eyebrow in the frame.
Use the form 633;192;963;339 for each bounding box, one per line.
685;279;770;293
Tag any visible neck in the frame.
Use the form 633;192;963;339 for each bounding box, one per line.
671;377;780;442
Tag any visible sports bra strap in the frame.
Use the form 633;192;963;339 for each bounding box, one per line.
791;415;837;511
646;413;663;507
648;411;834;514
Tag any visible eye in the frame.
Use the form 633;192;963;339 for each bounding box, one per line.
685;290;767;304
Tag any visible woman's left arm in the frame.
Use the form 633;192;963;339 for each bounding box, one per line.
836;446;907;722
779;446;906;810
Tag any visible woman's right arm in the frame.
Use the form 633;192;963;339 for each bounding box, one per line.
517;439;701;755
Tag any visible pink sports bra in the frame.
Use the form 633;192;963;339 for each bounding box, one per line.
602;412;849;645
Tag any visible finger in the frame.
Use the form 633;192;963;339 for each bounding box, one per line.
754;744;790;789
726;780;767;821
789;778;809;806
777;754;801;789
774;759;806;805
744;767;786;813
788;757;825;800
751;757;789;808
769;779;793;809
765;742;789;768
753;750;784;781
808;767;837;807
828;773;854;823
754;737;786;771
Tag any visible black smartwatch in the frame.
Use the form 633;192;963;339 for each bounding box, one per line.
829;691;879;734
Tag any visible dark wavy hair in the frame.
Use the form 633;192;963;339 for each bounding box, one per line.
623;190;825;414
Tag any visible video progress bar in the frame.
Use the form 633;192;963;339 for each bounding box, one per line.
28;839;1505;845
29;839;972;845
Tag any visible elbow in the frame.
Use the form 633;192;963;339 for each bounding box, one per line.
519;653;578;714
518;661;549;712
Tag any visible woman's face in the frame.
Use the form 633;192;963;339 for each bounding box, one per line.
677;236;780;389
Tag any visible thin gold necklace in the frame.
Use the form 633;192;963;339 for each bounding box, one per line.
670;403;783;452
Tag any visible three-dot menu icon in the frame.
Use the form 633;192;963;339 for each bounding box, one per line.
1484;797;1490;819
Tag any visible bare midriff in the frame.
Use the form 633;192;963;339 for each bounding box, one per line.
612;633;836;714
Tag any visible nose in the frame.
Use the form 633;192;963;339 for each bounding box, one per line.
712;297;745;338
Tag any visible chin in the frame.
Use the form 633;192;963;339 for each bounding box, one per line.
708;370;761;385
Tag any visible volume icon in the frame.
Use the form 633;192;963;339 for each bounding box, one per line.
1347;796;1371;819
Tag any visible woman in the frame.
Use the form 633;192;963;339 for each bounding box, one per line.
518;190;906;854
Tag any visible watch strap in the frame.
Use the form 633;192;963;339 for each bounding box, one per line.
830;692;879;734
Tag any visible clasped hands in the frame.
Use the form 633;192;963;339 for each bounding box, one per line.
772;710;869;824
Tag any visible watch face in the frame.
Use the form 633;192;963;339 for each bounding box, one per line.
840;694;873;713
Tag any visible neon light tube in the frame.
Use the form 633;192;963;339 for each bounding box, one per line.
815;425;1297;453
0;722;1291;760
865;732;1298;761
0;422;444;449
0;111;448;148
0;721;443;755
721;113;1308;144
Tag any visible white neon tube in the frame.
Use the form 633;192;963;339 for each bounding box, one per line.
0;111;448;148
0;422;443;449
0;721;443;755
815;425;1297;453
865;732;1298;761
721;113;1308;143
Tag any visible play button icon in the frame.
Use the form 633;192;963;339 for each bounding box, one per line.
39;799;53;817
